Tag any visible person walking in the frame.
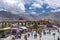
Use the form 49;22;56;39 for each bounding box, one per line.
57;37;60;40
49;29;51;34
53;33;56;40
34;33;37;38
12;36;15;40
28;33;30;37
24;35;28;40
20;33;21;39
43;30;46;35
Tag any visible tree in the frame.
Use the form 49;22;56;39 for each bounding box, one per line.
2;21;11;28
33;21;42;40
33;21;39;31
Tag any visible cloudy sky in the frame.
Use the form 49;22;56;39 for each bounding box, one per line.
0;0;60;14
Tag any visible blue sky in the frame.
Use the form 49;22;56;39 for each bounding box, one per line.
0;0;60;14
25;3;55;14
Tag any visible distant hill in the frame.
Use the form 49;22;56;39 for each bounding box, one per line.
38;12;60;20
0;11;34;20
0;11;20;19
0;11;60;20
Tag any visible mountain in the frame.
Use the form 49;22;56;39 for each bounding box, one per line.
0;11;60;21
18;13;34;20
0;11;34;20
0;11;20;19
38;12;60;20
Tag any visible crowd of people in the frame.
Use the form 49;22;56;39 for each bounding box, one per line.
11;28;60;40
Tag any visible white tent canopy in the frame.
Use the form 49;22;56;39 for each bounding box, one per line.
20;26;27;29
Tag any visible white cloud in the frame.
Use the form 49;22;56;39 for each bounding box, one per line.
0;9;4;11
34;0;44;5
4;0;18;5
0;0;25;14
51;9;60;12
22;0;34;4
30;0;60;9
34;0;60;9
29;3;41;9
29;0;60;12
18;3;25;12
0;0;60;14
42;10;46;13
45;0;60;9
31;11;37;14
46;6;50;9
